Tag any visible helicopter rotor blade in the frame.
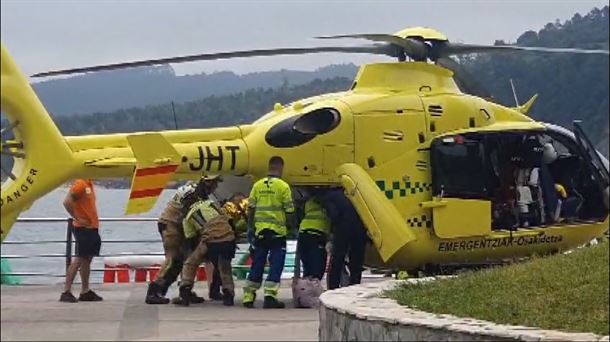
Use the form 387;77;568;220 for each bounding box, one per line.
436;57;493;99
315;34;428;60
440;43;610;56
31;45;396;78
30;28;609;78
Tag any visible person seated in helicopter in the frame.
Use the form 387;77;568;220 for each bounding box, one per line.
513;135;545;227
552;183;581;222
488;139;519;230
540;142;583;223
537;141;560;224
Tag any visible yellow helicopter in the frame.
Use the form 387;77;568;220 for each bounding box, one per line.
1;27;609;273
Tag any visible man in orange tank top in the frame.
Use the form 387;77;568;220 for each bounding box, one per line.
60;179;103;303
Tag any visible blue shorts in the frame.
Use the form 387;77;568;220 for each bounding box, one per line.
73;228;101;257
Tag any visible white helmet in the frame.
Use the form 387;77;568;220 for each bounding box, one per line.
172;182;197;206
542;143;558;165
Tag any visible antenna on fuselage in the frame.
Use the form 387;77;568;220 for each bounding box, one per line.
171;101;178;130
509;78;520;106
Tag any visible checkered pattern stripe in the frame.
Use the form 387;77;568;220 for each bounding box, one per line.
406;215;432;228
375;180;433;199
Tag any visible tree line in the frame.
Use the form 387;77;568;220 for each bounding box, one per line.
52;7;609;157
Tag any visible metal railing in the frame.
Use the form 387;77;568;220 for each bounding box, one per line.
2;217;383;285
2;217;164;282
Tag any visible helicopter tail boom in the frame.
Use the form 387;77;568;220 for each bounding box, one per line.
1;45;252;241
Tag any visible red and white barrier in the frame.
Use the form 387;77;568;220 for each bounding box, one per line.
103;256;207;283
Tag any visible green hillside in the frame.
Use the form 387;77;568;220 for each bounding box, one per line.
33;64;358;116
53;77;352;135
462;6;609;155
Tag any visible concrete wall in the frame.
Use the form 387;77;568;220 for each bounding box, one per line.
318;280;609;342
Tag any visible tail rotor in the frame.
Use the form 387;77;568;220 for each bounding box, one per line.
1;119;25;181
1;44;76;240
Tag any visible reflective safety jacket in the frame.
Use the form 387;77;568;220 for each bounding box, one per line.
183;199;235;243
249;176;294;237
158;199;183;225
299;198;330;236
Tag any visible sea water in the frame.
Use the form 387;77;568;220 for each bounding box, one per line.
2;187;296;285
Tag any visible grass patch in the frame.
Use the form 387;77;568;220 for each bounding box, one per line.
386;242;609;335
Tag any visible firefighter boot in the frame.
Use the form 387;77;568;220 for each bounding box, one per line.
173;285;193;306
145;283;170;305
222;290;234;306
189;290;205;304
209;288;222;301
209;269;222;300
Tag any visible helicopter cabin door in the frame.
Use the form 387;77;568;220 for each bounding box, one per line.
572;121;610;209
424;134;492;239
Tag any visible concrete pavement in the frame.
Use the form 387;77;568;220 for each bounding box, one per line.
1;282;318;341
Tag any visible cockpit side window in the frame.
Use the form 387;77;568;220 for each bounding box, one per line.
265;108;340;148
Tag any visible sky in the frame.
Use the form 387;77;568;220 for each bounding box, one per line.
1;0;608;79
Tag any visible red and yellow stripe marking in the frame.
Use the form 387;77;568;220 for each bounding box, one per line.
126;164;178;214
129;165;178;199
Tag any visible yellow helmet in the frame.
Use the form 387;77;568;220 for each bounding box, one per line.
222;199;248;219
239;198;249;211
555;183;567;199
222;201;239;218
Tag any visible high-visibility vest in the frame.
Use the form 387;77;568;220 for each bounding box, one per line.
299;198;329;236
183;199;220;239
249;176;294;237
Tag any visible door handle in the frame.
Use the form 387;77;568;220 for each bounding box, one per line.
420;200;448;209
